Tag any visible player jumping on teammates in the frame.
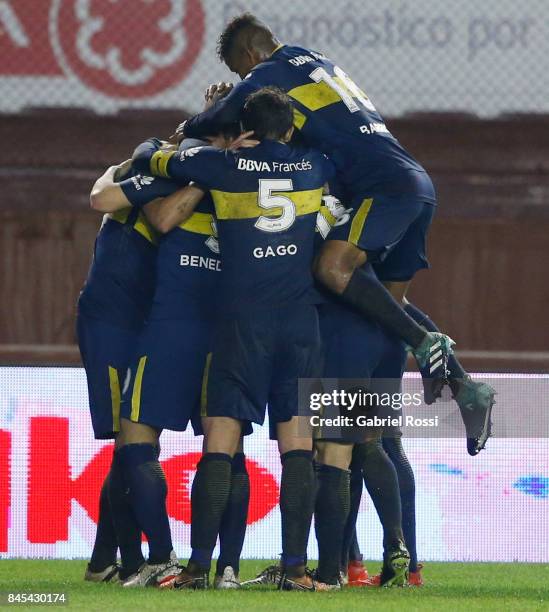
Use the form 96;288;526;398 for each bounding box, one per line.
177;13;495;455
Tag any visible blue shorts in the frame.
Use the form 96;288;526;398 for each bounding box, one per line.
120;317;210;432
328;192;436;282
204;304;323;438
319;301;386;380
77;313;139;439
317;302;407;442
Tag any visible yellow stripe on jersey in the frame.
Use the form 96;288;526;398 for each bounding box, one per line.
349;198;374;245
133;213;157;244
293;108;307;130
108;366;121;434
178;212;216;236
150;150;175;178
318;203;337;227
288;77;358;112
130;356;147;422
211;188;323;220
288;80;340;111
109;209;158;245
270;43;285;56
200;353;212;416
110;208;131;224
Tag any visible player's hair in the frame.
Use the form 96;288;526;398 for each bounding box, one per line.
217;12;277;63
241;87;293;141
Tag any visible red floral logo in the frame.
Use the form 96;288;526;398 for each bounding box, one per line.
51;0;205;98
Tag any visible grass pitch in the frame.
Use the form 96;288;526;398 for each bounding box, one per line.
0;560;548;611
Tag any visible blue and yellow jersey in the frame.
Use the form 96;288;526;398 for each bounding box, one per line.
150;194;220;320
184;45;435;204
133;139;334;312
78;206;158;330
78;170;178;330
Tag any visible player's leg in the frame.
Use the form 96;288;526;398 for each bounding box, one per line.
276;416;321;588
76;313;143;582
270;304;333;591
117;318;209;587
177;416;242;588
176;310;272;589
376;335;418;583
403;300;495;454
370;333;417;586
355;431;409;587
107;447;144;581
115;418;179;587
216;437;250;589
341;451;369;586
314;302;385;587
314;195;454;388
375;203;495;454
382;436;420;578
86;471;119;581
314;441;352;587
315;240;426;347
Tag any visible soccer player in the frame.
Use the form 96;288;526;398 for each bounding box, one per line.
92;140;251;589
133;87;335;591
312;199;421;588
79;161;199;582
313;299;411;587
245;196;413;589
177;13;495;455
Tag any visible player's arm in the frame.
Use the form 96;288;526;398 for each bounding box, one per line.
89;161;134;212
90;158;202;233
142;183;205;234
181;79;259;139
132;139;222;188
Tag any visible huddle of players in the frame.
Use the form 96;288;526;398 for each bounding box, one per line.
77;13;495;592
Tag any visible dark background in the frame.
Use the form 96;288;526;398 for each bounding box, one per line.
1;110;548;371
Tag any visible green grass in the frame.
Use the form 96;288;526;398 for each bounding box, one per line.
0;560;548;611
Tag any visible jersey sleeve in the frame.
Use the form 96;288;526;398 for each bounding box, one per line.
132;138;227;189
183;79;261;138
119;175;180;208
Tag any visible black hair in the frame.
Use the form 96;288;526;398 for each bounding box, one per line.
217;12;275;63
241;87;293;141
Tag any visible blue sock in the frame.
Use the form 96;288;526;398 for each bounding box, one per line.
88;472;118;572
109;450;145;578
189;453;233;571
217;453;250;576
280;450;315;574
117;443;172;564
382;437;418;572
341;452;363;567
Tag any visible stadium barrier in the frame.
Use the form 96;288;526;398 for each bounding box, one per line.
0;366;547;562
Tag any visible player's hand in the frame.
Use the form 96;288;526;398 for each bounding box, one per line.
206;133;232;149
229;131;260;150
204;81;233;110
206;131;259;151
169;122;187;145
